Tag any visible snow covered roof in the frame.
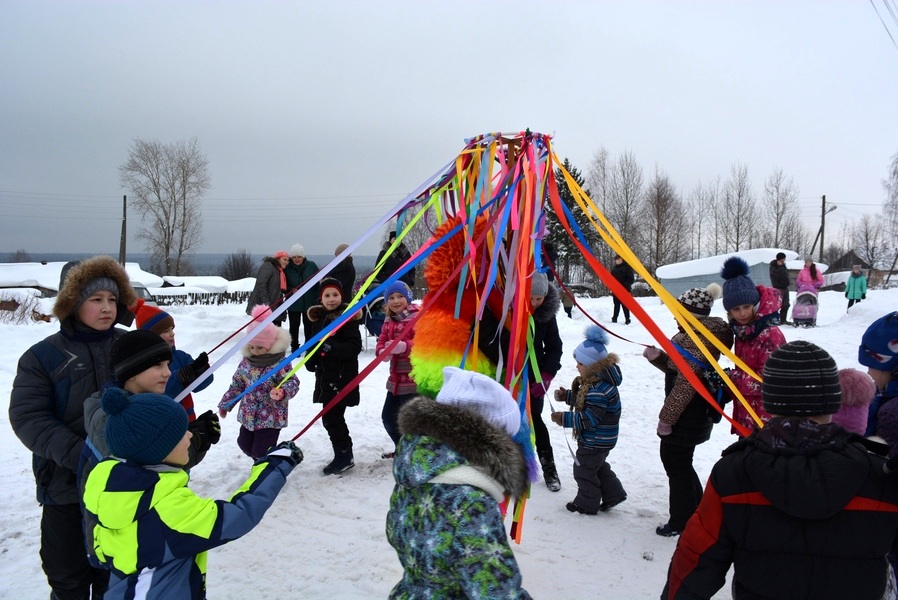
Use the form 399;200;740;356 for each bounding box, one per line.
161;275;230;293
656;249;809;279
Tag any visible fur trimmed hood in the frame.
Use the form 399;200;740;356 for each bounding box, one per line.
53;255;136;325
532;283;561;323
240;327;291;358
397;396;528;500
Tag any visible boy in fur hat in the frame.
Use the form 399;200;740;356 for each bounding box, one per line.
387;367;531;599
551;325;627;515
10;255;136;600
84;388;303;599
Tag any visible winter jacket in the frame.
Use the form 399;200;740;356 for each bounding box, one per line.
556;354;622;450
647;317;734;446
728;285;786;435
376;241;415;288
284;258;320;314
376;304;419;396
246;257;284;315
9;255;136;506
662;418;898;600
166;346;214;423
846;272;868;301
306;303;363;406
330;256;357;302
83;453;295;600
387;397;531;600
796;264;825;289
868;376;898;439
768;259;790;291
218;329;299;430
611;261;635;291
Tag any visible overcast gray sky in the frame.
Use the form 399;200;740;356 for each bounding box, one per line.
1;1;896;259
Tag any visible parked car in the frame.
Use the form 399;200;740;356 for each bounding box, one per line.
131;283;158;307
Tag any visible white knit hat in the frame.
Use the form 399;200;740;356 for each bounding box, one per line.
290;244;305;258
436;367;521;437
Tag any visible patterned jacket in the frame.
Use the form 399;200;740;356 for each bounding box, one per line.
556;354;622;450
305;303;363;406
218;328;299;430
386;397;531;599
376;304;419;396
663;418;898;599
83;454;295;599
728;285;786;435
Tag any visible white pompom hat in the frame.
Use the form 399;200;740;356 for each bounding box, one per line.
436;367;521;437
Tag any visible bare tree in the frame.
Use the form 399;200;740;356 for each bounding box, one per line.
584;147;613;268
884;150;898;244
120;138;210;275
853;214;890;268
721;163;758;251
219;250;255;280
607;150;644;255
761;167;802;249
641;167;687;272
8;249;32;262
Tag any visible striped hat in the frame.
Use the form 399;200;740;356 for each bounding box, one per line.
762;341;841;416
132;298;174;335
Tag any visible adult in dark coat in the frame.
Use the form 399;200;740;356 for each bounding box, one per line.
330;243;356;303
662;341;898;600
643;284;733;537
768;251;791;324
610;254;634;324
284;243;320;353
10;255;137;600
376;230;416;290
247;252;288;325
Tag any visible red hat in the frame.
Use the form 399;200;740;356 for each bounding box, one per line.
132;298;174;335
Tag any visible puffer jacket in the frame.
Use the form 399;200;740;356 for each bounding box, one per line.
218;328;299;430
647;316;734;446
663;418;898;600
284;258;320;314
9;255;136;505
846;272;868;301
556;354;622;449
83;454;295;600
728;285;786;435
376;304;419;396
246;257;283;315
796;264;825;289
305;303;363;406
386;397;530;600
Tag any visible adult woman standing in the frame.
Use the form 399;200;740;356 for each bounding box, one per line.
845;264;867;310
247;251;289;325
796;257;825;291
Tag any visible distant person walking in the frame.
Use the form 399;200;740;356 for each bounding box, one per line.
845;264;867;310
768;251;791;324
247;251;289;325
284;244;320;353
610;254;634;325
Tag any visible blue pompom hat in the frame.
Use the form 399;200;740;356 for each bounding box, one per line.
102;387;188;466
721;256;761;311
384;280;413;304
573;325;609;365
859;311;898;372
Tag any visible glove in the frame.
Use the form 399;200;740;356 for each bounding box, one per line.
530;374;553;398
263;440;303;467
320;343;332;355
188;409;221;449
862;293;866;300
178;352;210;387
550;411;563;426
554;388;568;403
390;341;407;354
657;421;673;437
643;346;661;361
218;408;228;419
270;387;285;401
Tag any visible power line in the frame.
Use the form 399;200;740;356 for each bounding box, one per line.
870;0;898;52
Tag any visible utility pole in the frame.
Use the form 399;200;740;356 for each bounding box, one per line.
118;195;127;265
819;194;836;263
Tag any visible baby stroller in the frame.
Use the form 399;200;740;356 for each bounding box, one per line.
791;283;819;328
354;275;385;338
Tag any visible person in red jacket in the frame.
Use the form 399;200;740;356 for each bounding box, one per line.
662;341;898;600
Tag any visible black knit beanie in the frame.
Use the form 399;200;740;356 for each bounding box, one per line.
762;341;842;416
111;330;173;384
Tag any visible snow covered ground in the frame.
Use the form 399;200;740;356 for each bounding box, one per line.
1;287;894;599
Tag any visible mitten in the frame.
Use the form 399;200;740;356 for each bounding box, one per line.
391;341;407;354
845;292;848;298
178;352;210;387
554;388;568;403
218;408;228;419
262;441;303;467
270;387;285;401
657;421;673;437
550;411;563;426
643;346;661;361
530;374;553;398
862;293;866;300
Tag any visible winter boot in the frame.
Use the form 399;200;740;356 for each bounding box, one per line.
541;457;561;492
323;447;355;475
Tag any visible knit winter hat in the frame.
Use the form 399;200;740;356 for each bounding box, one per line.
838;368;875;408
80;276;120;306
531;272;549;297
290;244;305;258
273;250;289;260
249;305;279;350
111;330;173;384
761;341;842;416
775;252;786;261
335;243;349;256
436;366;521;437
319;277;343;300
132;298;174;335
679;283;722;317
384;280;413;304
573;325;609;366
721;256;761;311
102;387;188;466
858;311;898;372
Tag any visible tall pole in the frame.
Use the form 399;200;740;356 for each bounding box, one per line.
118;195;127;265
819;194;836;263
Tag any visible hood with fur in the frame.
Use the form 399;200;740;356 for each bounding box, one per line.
240;327;291;358
532;283;561;324
54;255;136;325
